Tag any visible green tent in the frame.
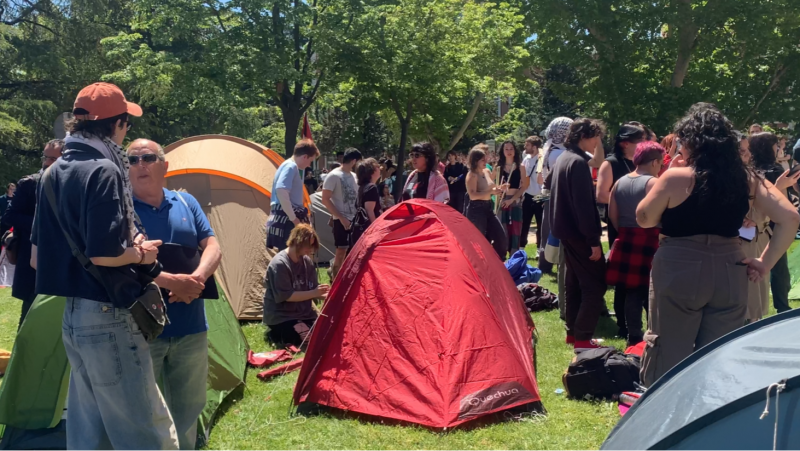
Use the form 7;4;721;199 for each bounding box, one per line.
0;291;248;449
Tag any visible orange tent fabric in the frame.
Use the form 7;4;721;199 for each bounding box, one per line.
163;135;307;320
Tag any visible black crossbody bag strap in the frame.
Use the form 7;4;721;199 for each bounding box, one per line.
41;162;168;341
42;166;105;282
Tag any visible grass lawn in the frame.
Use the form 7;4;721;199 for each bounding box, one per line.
1;241;798;449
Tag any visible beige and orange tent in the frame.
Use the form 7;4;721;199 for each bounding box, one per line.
163;135;310;320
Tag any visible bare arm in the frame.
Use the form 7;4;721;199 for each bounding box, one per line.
752;178;800;270
90;246;144;267
365;201;378;223
287;287;324;303
588;141;605;169
194;236;221;280
321;189;345;222
276;189;297;222
645;177;657;195
636;173;675;228
596;161;613;204
608;183;619;231
30;244;37;270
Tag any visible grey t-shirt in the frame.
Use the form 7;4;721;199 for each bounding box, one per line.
263;249;318;326
322;167;358;221
614;174;654;228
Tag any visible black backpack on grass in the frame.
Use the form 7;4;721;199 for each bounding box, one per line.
562;347;640;400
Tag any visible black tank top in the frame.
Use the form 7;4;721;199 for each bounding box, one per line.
606;154;635;184
501;166;522;189
661;189;749;238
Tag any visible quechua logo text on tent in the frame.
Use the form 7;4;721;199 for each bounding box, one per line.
457;382;534;420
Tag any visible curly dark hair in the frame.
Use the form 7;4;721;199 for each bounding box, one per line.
565;119;606;149
748;132;779;171
674;102;750;206
497;140;521;167
355;158;380;186
411;142;437;174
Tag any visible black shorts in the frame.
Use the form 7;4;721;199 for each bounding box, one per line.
265;318;317;349
332;219;351;249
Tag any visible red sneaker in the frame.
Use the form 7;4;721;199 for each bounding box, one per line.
574;339;605;350
565;335;575;344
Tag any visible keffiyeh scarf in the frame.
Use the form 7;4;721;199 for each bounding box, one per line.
539;117;574;176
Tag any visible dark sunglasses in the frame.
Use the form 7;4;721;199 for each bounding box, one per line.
411;152;424;159
127;154;160;165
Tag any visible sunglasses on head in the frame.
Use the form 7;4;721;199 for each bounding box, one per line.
127;154;160;165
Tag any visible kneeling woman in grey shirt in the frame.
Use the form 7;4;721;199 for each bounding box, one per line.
263;224;330;349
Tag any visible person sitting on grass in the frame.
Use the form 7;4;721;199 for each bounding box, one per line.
263;224;330;349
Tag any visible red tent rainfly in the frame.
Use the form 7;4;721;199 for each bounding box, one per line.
293;199;541;428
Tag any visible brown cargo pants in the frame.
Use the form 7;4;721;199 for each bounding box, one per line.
641;235;748;387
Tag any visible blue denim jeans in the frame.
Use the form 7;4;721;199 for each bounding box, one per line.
62;297;178;450
149;332;208;450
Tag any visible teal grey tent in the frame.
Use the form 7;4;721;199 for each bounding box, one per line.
0;292;248;449
602;309;800;450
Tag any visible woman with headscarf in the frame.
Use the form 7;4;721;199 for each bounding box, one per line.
537;117;573;273
402;142;449;203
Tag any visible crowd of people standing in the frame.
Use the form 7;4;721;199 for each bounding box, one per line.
267;102;800;391
3;77;800;449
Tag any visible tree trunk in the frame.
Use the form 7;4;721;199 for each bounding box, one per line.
670;0;700;88
739;64;788;128
283;110;301;158
394;119;409;201
391;98;413;201
448;92;484;151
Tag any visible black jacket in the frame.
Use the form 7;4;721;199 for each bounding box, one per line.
2;171;40;301
548;147;602;247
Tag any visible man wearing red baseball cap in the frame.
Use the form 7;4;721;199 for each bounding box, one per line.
32;83;178;449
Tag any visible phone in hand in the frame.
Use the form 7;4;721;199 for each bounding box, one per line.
787;163;800;179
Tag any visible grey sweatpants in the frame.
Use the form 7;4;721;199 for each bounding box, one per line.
641;235;747;387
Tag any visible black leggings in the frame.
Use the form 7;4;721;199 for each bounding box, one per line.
266;318;317;349
521;193;543;249
466;199;507;261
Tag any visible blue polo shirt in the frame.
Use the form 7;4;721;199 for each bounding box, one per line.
134;189;215;338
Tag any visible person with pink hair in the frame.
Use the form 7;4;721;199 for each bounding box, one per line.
606;141;665;346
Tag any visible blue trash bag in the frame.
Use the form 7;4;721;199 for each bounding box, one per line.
505;250;543;285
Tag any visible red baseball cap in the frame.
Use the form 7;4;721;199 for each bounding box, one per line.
73;82;142;120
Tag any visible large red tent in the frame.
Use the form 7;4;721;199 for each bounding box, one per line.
293;199;541;428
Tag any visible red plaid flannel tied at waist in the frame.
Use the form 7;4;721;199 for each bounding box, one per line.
606;227;660;289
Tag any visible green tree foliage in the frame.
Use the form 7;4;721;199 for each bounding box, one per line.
336;0;527;197
0;0;132;182
102;0;363;156
526;0;800;135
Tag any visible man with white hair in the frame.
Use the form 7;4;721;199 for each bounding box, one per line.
127;138;222;450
